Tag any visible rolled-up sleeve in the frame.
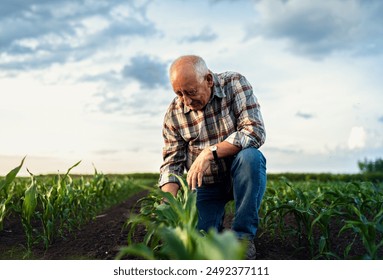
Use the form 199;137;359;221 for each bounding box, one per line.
158;112;187;187
224;76;266;149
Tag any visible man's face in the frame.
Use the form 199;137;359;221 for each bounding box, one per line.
171;67;213;111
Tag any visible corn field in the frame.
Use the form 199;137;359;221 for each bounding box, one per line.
119;175;383;260
260;177;383;259
0;158;149;256
1;158;383;259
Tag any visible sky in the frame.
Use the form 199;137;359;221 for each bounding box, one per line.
1;0;382;176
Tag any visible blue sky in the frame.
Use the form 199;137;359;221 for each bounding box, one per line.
1;0;382;176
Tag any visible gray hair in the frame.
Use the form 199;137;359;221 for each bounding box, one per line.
170;55;209;83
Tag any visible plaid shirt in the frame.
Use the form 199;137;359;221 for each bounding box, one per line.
159;71;266;187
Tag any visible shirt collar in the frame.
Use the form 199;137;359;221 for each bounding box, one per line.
212;72;226;99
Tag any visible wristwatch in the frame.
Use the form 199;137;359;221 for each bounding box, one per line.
209;145;219;161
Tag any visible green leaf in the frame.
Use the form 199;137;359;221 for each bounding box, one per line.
318;236;327;254
117;244;155;260
0;156;26;192
158;227;193;259
62;160;82;181
22;177;38;224
197;230;246;260
0;195;13;231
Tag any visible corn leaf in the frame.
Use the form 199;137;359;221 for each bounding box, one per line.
117;244;155;260
22;178;37;224
0;156;26;193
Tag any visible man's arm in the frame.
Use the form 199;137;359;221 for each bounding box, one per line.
161;182;180;197
159;108;187;196
225;75;266;149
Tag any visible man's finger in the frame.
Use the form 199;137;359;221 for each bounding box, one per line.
187;172;191;188
191;173;197;190
197;171;203;188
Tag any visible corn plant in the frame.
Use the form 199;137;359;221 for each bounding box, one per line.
0;157;25;231
125;174;198;249
339;206;383;259
118;226;245;260
21;171;38;251
309;206;344;259
120;174;246;260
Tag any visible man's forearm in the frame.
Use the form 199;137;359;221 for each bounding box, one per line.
161;182;180;197
215;141;241;159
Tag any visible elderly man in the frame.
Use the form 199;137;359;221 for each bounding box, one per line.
159;55;266;259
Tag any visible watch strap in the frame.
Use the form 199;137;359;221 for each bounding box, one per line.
212;150;219;161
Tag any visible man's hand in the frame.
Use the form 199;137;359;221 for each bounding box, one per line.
187;147;213;190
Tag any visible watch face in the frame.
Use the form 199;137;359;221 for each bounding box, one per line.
210;145;217;151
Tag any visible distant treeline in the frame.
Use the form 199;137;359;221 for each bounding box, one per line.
266;172;383;182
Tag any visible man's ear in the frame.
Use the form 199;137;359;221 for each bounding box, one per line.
206;73;214;87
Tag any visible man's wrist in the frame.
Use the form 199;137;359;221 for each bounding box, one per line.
203;148;213;161
207;145;218;161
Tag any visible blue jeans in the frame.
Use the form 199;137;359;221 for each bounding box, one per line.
196;148;266;240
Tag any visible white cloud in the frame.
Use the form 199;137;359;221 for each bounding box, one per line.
121;55;170;89
348;126;366;150
180;27;218;43
0;0;158;71
247;0;383;58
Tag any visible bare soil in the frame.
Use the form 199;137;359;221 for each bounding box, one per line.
0;191;378;260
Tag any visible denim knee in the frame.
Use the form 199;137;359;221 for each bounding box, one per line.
231;147;266;175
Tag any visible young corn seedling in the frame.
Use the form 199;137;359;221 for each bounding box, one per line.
0;156;25;232
339;206;383;259
119;226;245;260
125;174;197;249
21;170;38;252
120;174;246;260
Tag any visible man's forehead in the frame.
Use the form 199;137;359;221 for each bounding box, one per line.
171;67;198;85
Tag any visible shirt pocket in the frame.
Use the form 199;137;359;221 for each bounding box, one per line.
216;107;235;139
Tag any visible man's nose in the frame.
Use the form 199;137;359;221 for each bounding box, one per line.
184;96;192;105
